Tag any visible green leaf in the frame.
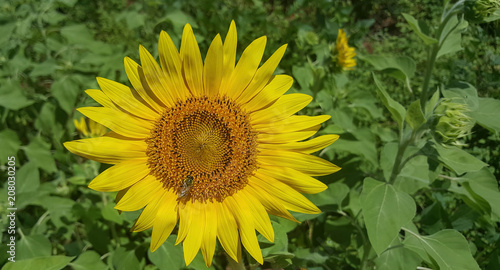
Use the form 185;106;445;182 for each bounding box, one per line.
101;202;124;225
374;237;421;270
148;236;184;270
437;16;468;59
0;129;21;164
34;103;56;135
433;143;487;175
23;136;57;173
0;80;34;110
402;13;438;45
111;247;142;270
0;22;16;46
361;55;416;81
380;142;398;181
403;229;480;270
361;178;416;255
406;100;425;130
394;156;430;194
30;59;58;77
51;76;81;115
16;162;40;194
458;168;500;221
307;181;349;210
373;73;406;128
425;89;440;118
3;256;74;270
17;235;52;260
442;82;479;111
470;97;500;133
37;196;76;228
260;221;288;258
69;251;107;270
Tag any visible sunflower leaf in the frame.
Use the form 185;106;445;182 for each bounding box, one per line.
372;73;406;128
361;177;416;255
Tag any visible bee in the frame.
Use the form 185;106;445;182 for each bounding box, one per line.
178;175;194;202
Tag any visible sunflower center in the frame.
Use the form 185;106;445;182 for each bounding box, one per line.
146;96;258;203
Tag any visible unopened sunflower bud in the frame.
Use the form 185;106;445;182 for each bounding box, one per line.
465;0;500;23
433;99;475;145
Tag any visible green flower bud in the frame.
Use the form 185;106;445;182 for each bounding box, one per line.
433;98;475;145
465;0;500;23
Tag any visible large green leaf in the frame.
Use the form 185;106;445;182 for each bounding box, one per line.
51;76;81;115
0;79;34;110
470;97;500;133
23;136;57;173
17;235;52;260
404;229;480;270
394;156;430;195
374;237;421;270
147;235;184;270
442;82;479;111
0;129;21;164
16;162;40;194
437;16;468;59
360;178;416;255
373;73;406;128
458;168;500;221
402;13;438;45
361;55;416;82
3;256;74;270
433;143;487;175
69;251;107;270
112;247;142;270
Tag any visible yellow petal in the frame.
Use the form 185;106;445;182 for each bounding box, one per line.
85;89;118;110
257;125;319;144
139;45;176;107
77;107;152;139
225;196;263;264
175;200;191;246
114;174;164;211
238;190;274;242
259;134;339;154
224;36;267;99
96;77;159;120
158;30;188;101
243;74;293;112
180;24;204;97
216;202;240;262
182;202;205;265
251;173;321;214
203;34;223;96
250;93;312;125
63;136;147;164
88;158;149;192
258;165;327;194
245;185;298;222
200;202;217;267
74;117;89;136
237;44;288;105
131;189;166;232
124;57;165;112
253;115;330;133
258;149;340;176
150;190;178;252
220;20;237;91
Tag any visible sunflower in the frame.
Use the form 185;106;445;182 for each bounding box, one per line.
64;21;340;267
73;117;108;138
335;29;356;71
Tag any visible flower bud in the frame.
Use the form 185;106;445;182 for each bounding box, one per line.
433;99;475;145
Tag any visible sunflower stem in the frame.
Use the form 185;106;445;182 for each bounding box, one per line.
226;253;246;270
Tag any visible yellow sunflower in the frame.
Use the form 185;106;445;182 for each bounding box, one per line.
335;29;356;70
73;117;108;138
64;21;340;267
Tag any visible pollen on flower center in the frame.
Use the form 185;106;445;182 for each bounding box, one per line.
146;96;258;203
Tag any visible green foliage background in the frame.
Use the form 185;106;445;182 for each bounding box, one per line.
0;0;499;269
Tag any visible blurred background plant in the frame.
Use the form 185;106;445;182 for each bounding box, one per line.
0;0;499;269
